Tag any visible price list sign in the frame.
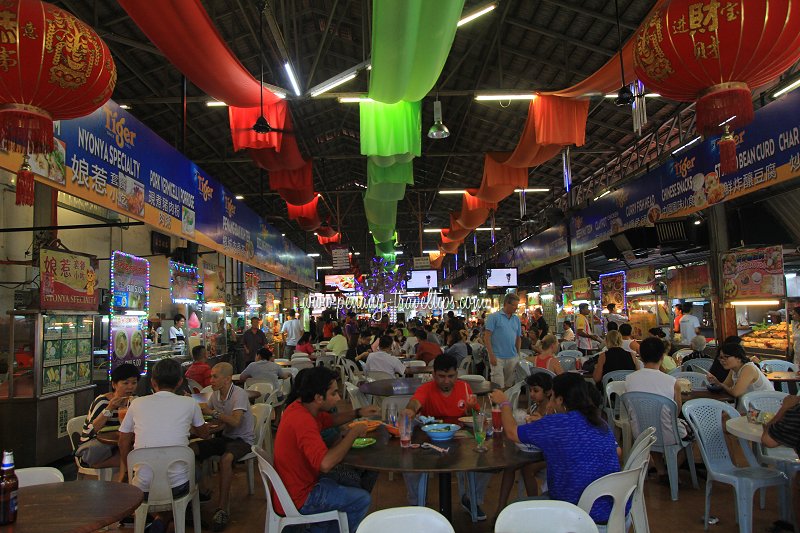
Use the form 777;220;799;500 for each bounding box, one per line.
110;251;149;374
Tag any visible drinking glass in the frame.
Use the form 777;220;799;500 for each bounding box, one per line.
491;403;503;433
386;404;398;427
472;411;488;452
399;414;413;448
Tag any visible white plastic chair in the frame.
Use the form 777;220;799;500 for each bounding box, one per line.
496;500;599;533
365;370;393;381
254;447;349;533
126;446;200;533
185;378;202;394
291;359;314;371
380;395;412;420
406;360;426;368
316;355;336;369
673;371;710;390
683;399;788;533
200;385;213;395
66;416;115;481
247;381;275;404
506;381;524;411
345;382;370;410
601;370;634;391
459;356;473;373
621;391;699;501
558;349;583;359
557;355;578;371
236;403;273;494
577;465;644;533
16;467;64;487
604;381;632;459
274;358;290;364
460;374;485;383
681;358;713;373
515;360;534;383
561;341;578;351
673;348;693;362
623;427;657;533
356;506;454;532
291;352;311;360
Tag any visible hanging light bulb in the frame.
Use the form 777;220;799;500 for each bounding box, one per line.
427;99;450;139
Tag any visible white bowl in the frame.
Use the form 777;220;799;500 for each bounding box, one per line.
514;441;542;454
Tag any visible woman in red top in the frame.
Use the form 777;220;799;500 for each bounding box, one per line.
322;319;334;340
527;335;563;375
295;332;316;358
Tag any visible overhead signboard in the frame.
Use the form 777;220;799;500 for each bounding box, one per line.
39;249;99;311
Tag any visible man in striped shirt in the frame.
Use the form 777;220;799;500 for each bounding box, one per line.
762;395;800;532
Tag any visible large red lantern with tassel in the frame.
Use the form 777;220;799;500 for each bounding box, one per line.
633;0;800;174
0;0;116;204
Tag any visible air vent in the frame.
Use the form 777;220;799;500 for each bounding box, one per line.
655;218;689;245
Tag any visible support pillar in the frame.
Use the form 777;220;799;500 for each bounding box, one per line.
571;252;586;281
706;204;735;342
31;182;57;264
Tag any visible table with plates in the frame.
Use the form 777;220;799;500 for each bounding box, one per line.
359;378;500;397
681;388;736;403
766;371;800;383
0;481;143;533
96;420;225;445
725;416;765;442
342;425;540;521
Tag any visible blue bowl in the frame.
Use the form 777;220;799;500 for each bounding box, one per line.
421;423;460;441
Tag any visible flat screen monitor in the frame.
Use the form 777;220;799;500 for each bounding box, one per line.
487;268;518;288
787;273;800;298
407;270;438;290
324;274;356;292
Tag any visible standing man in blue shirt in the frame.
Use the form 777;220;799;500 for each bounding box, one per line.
484;293;522;388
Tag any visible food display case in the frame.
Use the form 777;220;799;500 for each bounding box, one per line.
740;322;789;355
1;310;99;467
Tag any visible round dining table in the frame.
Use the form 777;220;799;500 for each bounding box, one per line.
0;480;143;533
359;378;499;397
766;371;800;383
96;420;225;445
342;425;540;521
681;388;736;403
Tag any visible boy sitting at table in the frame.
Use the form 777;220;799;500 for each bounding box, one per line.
401;354;491;521
185;345;212;388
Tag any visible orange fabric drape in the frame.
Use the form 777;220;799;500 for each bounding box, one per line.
455;190;496;230
430;253;445;270
439;240;461;254
442;225;470;242
477;156;529;203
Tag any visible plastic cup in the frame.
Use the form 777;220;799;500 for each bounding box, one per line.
491;407;503;433
117;407;128;422
399;415;413;448
387;404;398;427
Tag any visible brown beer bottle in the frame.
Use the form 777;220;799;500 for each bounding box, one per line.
0;450;18;525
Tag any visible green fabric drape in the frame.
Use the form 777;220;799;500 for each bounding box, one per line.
364;196;398;228
368;220;397;244
368;0;465;104
365;159;413;201
360;100;422;159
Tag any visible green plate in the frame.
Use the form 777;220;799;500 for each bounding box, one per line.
98;426;118;433
351;437;376;449
203;415;213;421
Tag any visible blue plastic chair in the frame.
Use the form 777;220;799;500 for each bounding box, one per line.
621;391;699;501
557;355;578;372
623;427;656;533
682;399;788;533
506;381;525;411
759;360;798;393
673;371;710;390
601;370;634;391
558;349;583;358
682;358;713;373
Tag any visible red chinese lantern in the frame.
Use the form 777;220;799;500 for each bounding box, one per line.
633;1;800;174
0;0;116;204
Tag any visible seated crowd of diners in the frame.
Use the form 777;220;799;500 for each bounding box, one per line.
73;307;799;533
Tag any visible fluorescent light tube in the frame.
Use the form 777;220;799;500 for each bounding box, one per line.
475;94;536;101
458;3;497;26
310;73;358;97
284;62;302;96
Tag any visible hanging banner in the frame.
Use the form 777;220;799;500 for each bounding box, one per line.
626;266;656;295
0;100;315;288
39;249;99;311
202;261;226;305
721;246;785;300
572;277;593;301
599;271;626;308
666;264;711;299
265;292;276;313
331;244;351;270
170;261;200;304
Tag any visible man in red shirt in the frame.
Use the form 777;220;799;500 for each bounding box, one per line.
412;328;443;365
184;345;211;388
402;354;491;520
273;367;377;532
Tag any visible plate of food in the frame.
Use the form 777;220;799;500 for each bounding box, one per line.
348;420;382;432
351;437;376;449
458;416;474;427
131;330;144;357
114;330;129;358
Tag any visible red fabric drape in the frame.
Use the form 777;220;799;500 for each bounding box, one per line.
229;102;287;153
118;0;282;108
317;232;340;246
287;196;318;220
268;161;315;206
316;225;338;239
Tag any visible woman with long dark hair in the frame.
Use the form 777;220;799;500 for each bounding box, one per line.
491;373;620;523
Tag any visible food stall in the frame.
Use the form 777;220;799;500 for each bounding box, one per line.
723;247;790;358
1;248;101;467
666;263;714;345
625;266;669;338
557;278;597;335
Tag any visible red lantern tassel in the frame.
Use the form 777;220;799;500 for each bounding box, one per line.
719;128;737;176
0;104;54;154
15;156;35;206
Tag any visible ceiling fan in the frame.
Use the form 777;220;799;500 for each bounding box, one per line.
233;1;294;135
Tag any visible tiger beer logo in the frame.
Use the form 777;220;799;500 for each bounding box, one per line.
674;156;696;178
198;174;214;202
103;106;137;148
225;196;237;218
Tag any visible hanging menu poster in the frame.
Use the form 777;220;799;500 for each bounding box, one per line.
110;315;146;370
627;266;656;295
245;271;260;307
572;278;593;301
39;249;99;311
202;261;226;304
110;252;149;371
721;246;785;300
600;272;626;308
170;261;199;304
667;264;711;299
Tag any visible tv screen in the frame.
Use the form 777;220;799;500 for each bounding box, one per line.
487;268;518;288
324;274;356;292
407;270;438;290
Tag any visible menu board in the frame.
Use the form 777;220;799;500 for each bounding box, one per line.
110;252;149;372
627;266;656;295
600;272;626;308
721;246;785;300
202;261;226;304
110;315;146;370
667;264;711;299
572;278;593;301
39;249;99;311
170;261;199;304
245;271;260;307
264;291;276;313
41;314;93;394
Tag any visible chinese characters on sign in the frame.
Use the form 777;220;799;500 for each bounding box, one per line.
721;246;784;300
39;249;99;311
